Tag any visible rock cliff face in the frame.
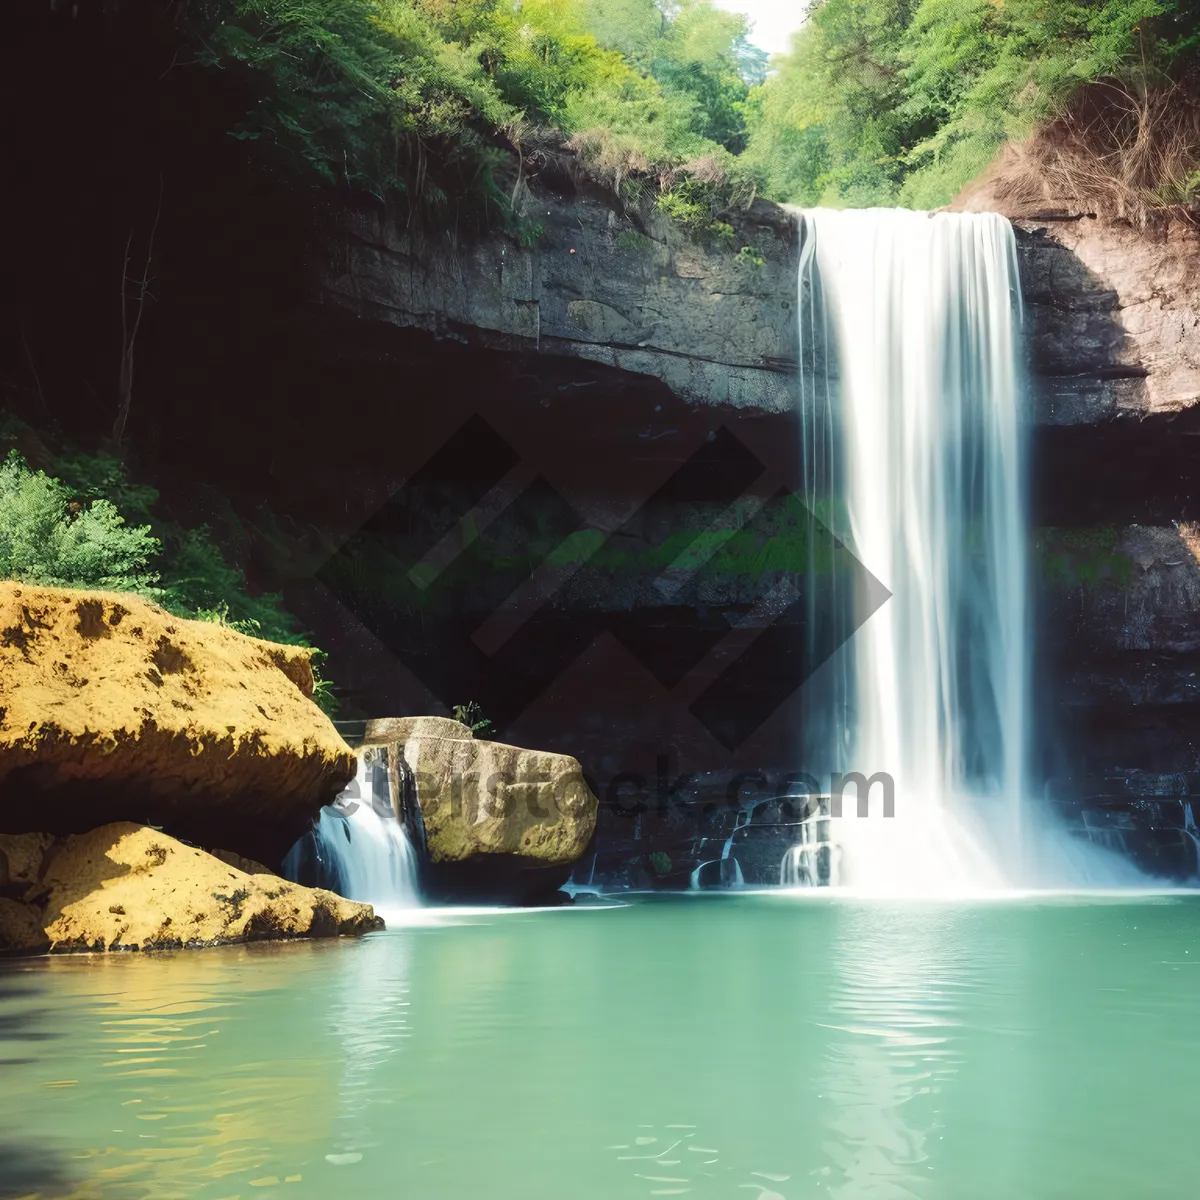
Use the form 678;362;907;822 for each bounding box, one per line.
952;184;1200;425
1034;521;1200;872
321;185;1200;431
317;191;798;412
1014;217;1200;425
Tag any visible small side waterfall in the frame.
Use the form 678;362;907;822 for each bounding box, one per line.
284;748;421;913
780;797;838;887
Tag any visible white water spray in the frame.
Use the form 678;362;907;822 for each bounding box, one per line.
288;749;421;914
780;798;838;887
796;208;1137;893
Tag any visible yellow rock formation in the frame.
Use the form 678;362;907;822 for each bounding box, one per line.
0;822;380;955
0;584;355;865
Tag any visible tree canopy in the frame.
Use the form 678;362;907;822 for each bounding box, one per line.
742;0;1200;209
191;0;1200;220
196;0;764;224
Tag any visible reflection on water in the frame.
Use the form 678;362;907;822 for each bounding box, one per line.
2;896;1200;1200
819;906;989;1199
0;940;388;1198
324;932;413;1167
0;973;74;1199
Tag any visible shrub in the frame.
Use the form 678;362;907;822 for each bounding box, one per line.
452;700;494;735
0;433;339;714
0;452;160;594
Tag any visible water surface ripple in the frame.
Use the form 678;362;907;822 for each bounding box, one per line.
2;893;1198;1199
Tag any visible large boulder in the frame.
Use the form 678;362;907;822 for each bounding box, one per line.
0;822;380;955
361;718;597;902
0;584;356;867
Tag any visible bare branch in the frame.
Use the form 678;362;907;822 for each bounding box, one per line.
19;325;49;419
113;175;164;445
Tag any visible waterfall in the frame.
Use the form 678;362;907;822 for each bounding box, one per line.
284;748;421;913
796;208;1027;891
792;208;1154;892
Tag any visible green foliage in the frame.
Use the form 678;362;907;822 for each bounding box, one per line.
1037;526;1136;590
616;228;654;250
181;0;1200;225
736;243;764;268
195;601;260;636
1163;168;1200;206
0;423;338;713
0;453;160;593
309;651;339;715
190;0;765;227
156;525;303;646
452;700;494;735
49;444;302;645
193;0;511;216
744;0;1200;209
649;850;673;874
654;185;710;226
645;0;765;151
654;179;740;239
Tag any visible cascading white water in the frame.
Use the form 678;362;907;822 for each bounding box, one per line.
287;749;421;913
793;208;1151;892
780;797;838;887
316;796;421;910
797;209;1027;892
